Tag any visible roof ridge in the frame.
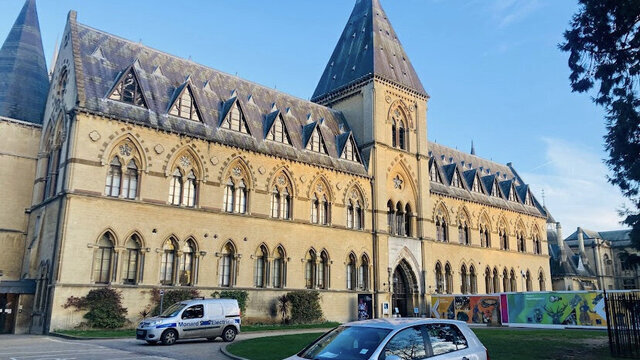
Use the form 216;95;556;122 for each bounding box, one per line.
75;22;343;117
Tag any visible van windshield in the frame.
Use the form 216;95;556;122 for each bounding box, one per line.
160;303;187;318
299;326;391;360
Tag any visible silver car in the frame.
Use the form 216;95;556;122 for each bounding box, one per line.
286;318;488;360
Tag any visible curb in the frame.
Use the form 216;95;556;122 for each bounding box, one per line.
49;332;133;341
220;344;250;360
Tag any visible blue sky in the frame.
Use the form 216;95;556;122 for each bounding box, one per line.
0;0;630;233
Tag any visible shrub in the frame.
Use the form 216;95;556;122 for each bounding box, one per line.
277;295;290;324
63;288;127;329
286;290;323;324
150;288;200;316
212;290;248;315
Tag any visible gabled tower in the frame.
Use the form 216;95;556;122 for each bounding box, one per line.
0;0;49;124
313;0;431;317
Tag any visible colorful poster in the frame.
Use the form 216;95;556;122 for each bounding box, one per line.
506;292;606;327
357;294;373;321
431;295;500;324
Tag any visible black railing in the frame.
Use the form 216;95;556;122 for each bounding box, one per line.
605;291;640;358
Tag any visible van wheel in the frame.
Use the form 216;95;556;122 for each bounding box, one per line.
146;340;158;345
222;327;237;342
161;329;178;345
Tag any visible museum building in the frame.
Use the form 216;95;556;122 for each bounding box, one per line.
0;0;551;334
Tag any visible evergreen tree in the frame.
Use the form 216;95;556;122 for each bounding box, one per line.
560;0;640;258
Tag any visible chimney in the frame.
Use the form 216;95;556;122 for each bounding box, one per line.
556;222;565;260
577;227;586;255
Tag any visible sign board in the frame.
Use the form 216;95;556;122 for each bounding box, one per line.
414;307;419;315
382;302;389;315
357;294;373;320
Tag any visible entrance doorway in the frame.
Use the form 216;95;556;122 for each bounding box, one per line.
0;294;17;334
391;260;417;317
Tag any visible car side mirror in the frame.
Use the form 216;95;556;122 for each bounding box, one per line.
386;355;402;360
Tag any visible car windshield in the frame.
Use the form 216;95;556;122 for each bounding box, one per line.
160;303;187;318
299;326;391;360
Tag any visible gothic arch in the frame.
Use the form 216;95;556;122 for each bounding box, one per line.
433;201;450;223
182;236;200;252
267;166;297;195
165;146;204;178
457;206;472;227
392;246;421;287
220;239;237;253
387;99;414;129
497;215;510;234
477;210;492;232
307;174;334;201
218;154;257;185
96;228;118;245
387;159;418;201
122;230;146;248
342;180;369;209
100;132;149;171
273;244;287;258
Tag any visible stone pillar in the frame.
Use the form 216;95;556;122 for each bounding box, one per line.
557;223;565;260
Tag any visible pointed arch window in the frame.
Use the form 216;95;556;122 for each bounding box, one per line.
109;69;147;107
169;169;183;206
235;180;247;213
122;235;142;285
391;107;409;150
179;241;196;286
123;160;139;199
510;269;517;292
499;226;509;250
105;157;122;197
526;270;532;292
398;121;406;150
395;202;405;236
160;239;177;285
220;243;236;287
224;179;235;212
404;204;412;237
183;170;197;207
533;233;542;254
169;85;201;121
470;266;477;294
267;115;291;145
461;265;469;294
271;174;292;220
305;250;317;289
436;211;448;242
254;245;268;288
435;263;444;294
93;233;114;284
493;268;500;293
311;182;331;225
222;101;249;133
524;191;534;206
517;231;526;252
273;247;286;289
458;216;470;245
306;126;328;154
347;201;355;229
341;136;360;162
480;223;491;248
503;269;510;292
358;255;369;291
444;263;453;294
485;267;493;293
538;271;545;291
387;201;395;234
346;253;357;291
223;166;250;214
318;251;330;289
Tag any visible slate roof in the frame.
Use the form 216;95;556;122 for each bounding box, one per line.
312;0;426;101
548;241;597;279
565;228;632;248
428;142;546;217
0;0;49;124
71;19;368;177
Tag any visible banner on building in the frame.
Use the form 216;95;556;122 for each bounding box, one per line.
505;291;607;327
358;294;373;321
431;295;500;325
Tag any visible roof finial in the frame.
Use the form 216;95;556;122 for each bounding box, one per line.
470;140;476;155
541;189;546;207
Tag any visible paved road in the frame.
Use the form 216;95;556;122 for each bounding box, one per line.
0;329;327;360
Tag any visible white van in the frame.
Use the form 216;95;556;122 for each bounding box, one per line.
136;298;241;345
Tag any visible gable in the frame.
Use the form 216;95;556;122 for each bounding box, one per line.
108;67;147;108
220;99;250;134
168;83;201;121
305;123;328;155
265;112;291;145
339;133;360;163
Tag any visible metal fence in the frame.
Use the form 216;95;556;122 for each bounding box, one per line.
605;291;640;358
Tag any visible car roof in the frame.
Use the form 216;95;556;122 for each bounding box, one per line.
342;318;468;330
180;298;238;305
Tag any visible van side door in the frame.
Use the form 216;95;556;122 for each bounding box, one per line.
179;304;205;339
206;302;225;337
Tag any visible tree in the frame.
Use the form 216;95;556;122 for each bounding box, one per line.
560;0;640;258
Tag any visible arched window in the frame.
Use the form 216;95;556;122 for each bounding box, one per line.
318;251;330;289
445;263;453;294
480;223;491;248
122;234;141;285
311;181;331;225
485;267;492;293
493;268;500;292
503;269;510;292
123;160;139;199
281;187;291;220
510;269;517;292
305;250;317;289
470;266;477;294
532;233;541;254
538;271;545;291
179;240;196;286
398;121;406;150
355;201;363;230
94;233;114;284
391;119;397;148
458;215;470;245
358;255;369;291
273;247;286;289
347;201;354;229
235;180;247;213
526;270;532;292
224;179;235;212
460;265;469;294
222;101;249;133
311;195;319;224
346;253;356;290
435;263;444;294
183;170;197;207
222;164;251;214
168;152;199;207
271;187;280;218
254;245;268;288
169;169;183;205
395;202;405;236
105;157;122;197
436;210;448;242
517;231;526;252
387;200;395;234
404;204;412;237
499;225;509;250
160;239;177;285
220;242;236;287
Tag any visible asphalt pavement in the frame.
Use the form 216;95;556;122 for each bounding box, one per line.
0;329;328;360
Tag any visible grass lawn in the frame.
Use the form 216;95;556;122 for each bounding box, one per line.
227;328;614;360
55;322;339;339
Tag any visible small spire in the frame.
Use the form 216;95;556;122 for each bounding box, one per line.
49;35;59;79
470;140;476;155
541;189;546;207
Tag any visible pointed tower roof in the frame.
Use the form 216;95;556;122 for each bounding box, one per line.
0;0;49;124
312;0;426;101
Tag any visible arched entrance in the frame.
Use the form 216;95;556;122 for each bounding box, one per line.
392;259;418;317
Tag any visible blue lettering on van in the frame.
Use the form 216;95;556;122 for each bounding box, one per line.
156;323;177;329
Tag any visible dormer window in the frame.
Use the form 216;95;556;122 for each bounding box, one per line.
266;115;291;145
430;162;442;183
492;181;501;197
222;101;250;134
169;84;201;121
451;171;463;188
108;69;147;108
472;175;482;192
509;184;518;202
306;126;327;155
340;135;360;162
524;191;534;206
